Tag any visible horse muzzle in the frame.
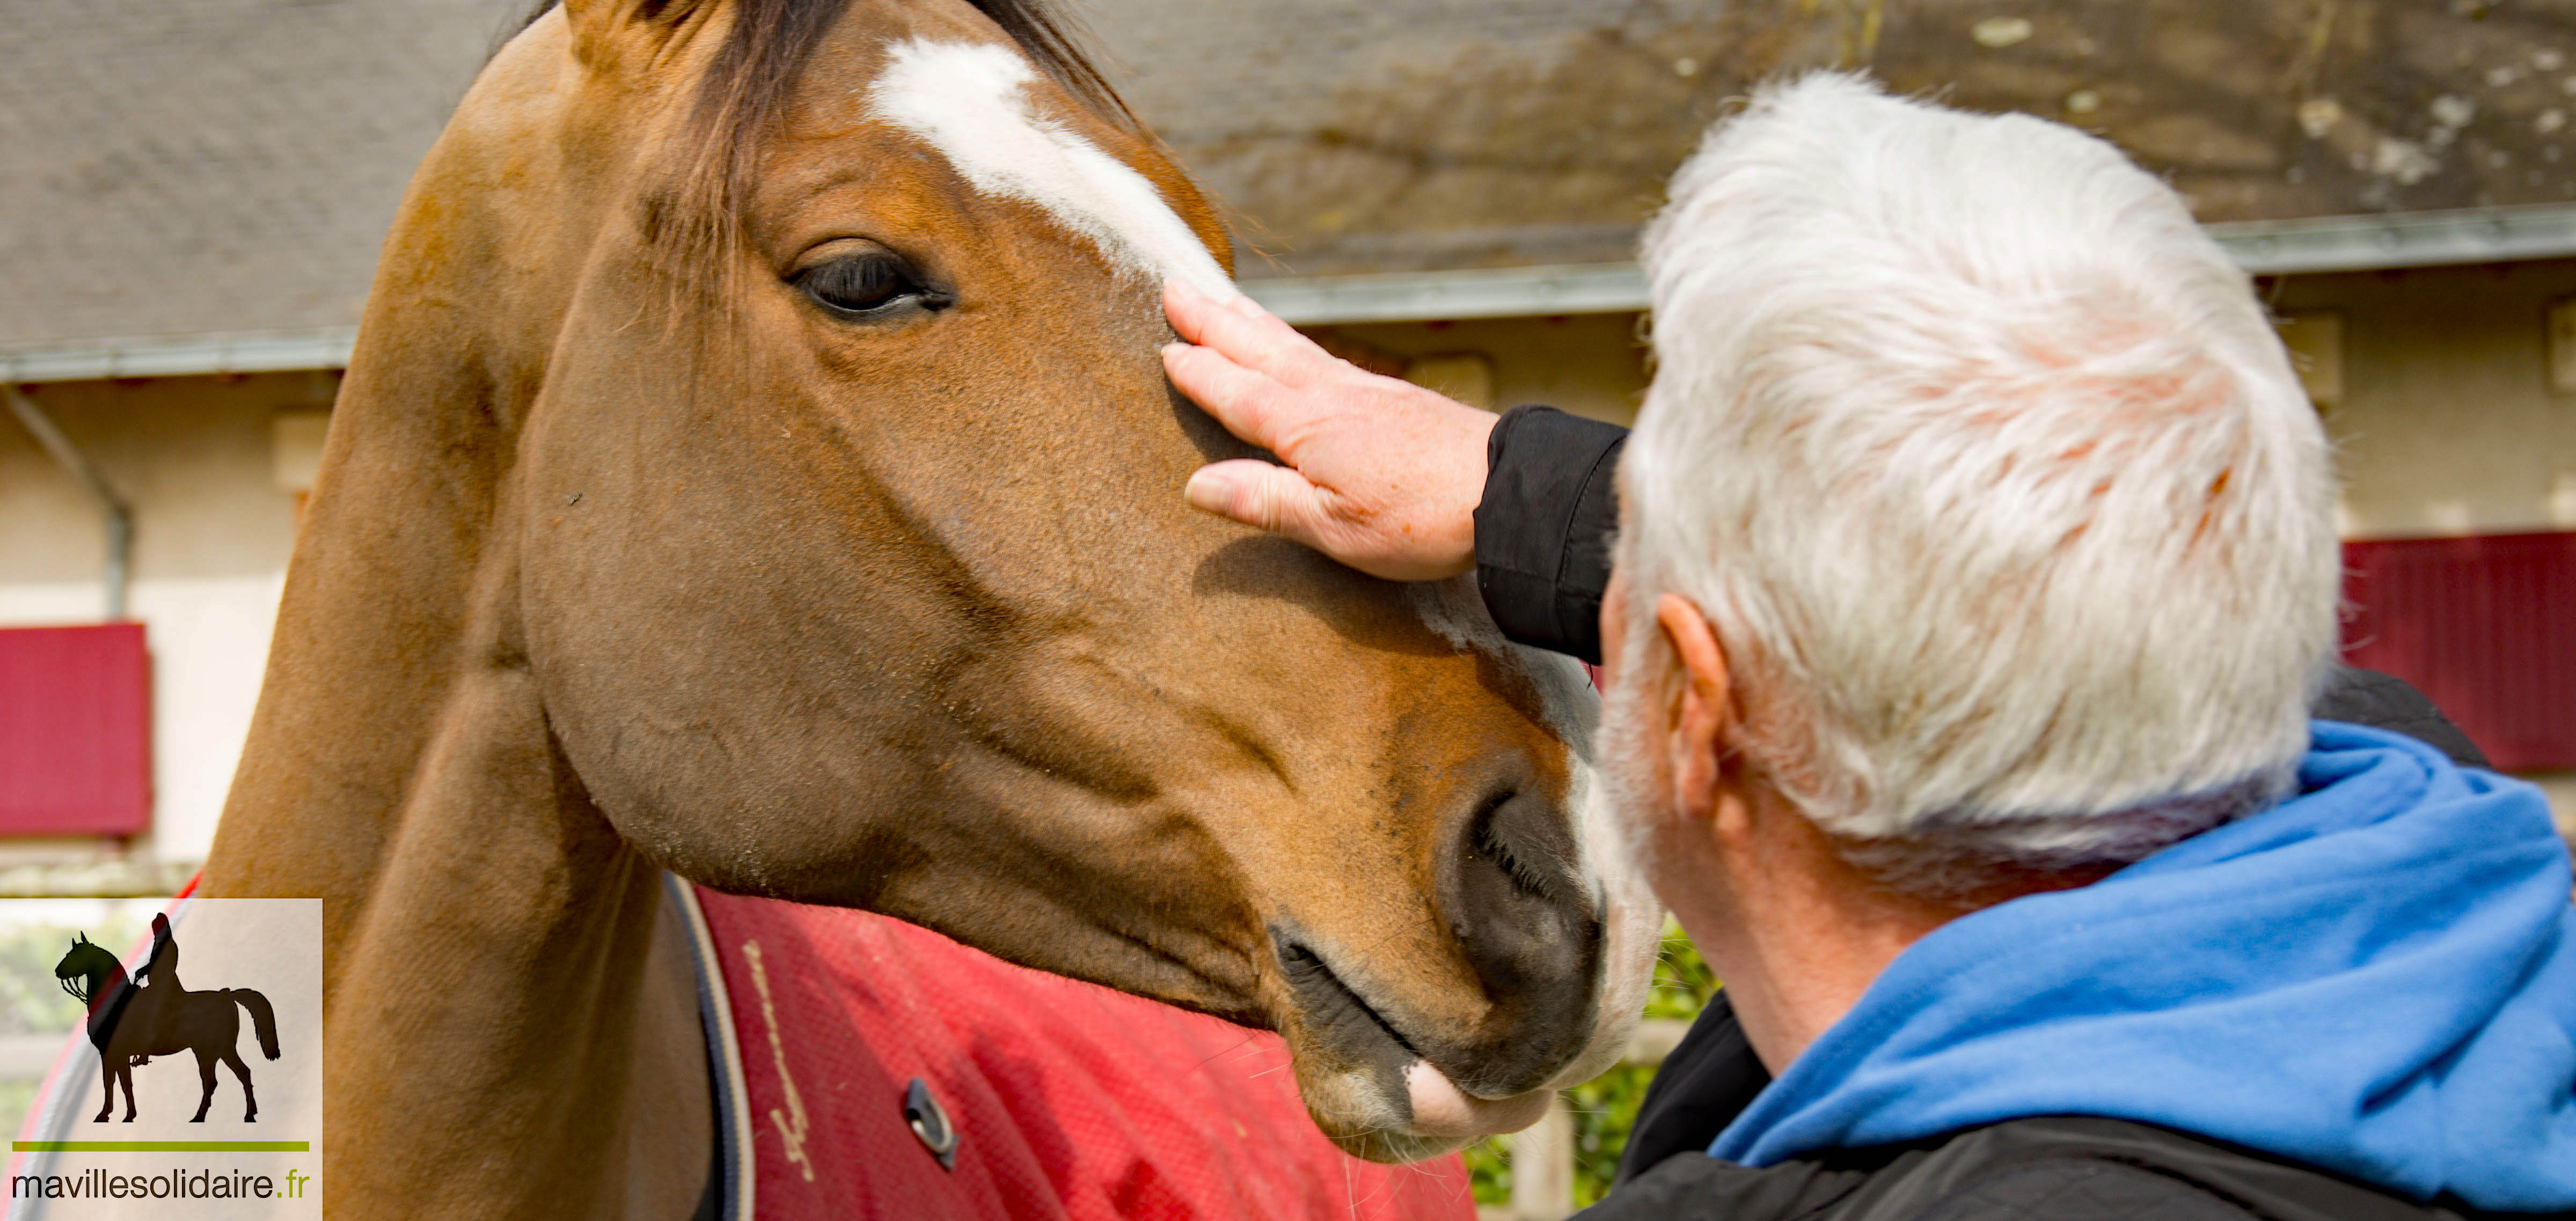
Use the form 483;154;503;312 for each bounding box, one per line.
1269;935;1563;1161
1266;780;1662;1162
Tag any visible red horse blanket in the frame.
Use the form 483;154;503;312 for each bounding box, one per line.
678;882;1476;1219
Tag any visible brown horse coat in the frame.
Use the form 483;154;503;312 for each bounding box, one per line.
201;1;1657;1215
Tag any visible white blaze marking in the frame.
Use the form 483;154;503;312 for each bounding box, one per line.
868;39;1236;299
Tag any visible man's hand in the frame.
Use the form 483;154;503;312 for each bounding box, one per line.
1162;279;1496;581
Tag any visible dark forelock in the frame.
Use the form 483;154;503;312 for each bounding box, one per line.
500;0;1134;272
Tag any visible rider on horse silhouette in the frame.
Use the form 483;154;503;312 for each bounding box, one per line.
53;912;283;1123
126;914;180;1066
138;913;181;990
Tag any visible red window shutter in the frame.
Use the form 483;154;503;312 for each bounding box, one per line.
2340;532;2576;772
0;624;152;836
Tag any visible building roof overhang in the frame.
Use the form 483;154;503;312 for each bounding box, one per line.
11;201;2576;382
1248;202;2576;325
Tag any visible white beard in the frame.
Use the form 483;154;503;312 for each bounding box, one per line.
1598;647;1681;884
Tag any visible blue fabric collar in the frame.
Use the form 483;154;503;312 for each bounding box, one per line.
1709;722;2576;1211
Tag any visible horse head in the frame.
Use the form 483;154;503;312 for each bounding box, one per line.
213;0;1655;1161
54;934;119;1007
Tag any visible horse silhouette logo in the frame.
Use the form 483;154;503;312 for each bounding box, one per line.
50;914;283;1124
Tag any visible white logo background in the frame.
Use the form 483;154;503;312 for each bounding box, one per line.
3;898;321;1219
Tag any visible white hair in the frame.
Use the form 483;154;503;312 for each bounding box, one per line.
1616;74;2339;888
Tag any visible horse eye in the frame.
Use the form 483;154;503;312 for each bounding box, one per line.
797;252;933;317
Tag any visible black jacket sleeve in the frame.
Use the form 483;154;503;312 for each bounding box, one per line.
1474;405;1628;664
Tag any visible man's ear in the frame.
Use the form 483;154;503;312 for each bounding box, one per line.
1655;593;1732;824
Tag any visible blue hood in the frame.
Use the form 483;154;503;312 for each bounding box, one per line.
1711;721;2576;1211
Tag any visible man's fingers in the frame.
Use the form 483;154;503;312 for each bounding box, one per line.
1164;278;1227;346
1184;458;1336;542
1201;301;1330;387
1165;277;1272;352
1161;341;1290;438
1165;280;1334;387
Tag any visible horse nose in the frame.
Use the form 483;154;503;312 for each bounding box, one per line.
1435;780;1603;1096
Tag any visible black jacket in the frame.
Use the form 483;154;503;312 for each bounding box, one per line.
1474;405;1628;664
1470;406;2550;1220
1597;1104;2535;1221
1588;993;2558;1221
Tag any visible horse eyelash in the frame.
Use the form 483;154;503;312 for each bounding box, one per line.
808;258;900;301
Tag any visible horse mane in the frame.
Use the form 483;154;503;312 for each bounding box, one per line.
501;0;1133;275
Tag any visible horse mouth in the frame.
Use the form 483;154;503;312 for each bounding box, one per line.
1275;939;1423;1069
1269;933;1556;1161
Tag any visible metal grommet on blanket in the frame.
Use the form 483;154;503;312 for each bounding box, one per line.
904;1077;958;1171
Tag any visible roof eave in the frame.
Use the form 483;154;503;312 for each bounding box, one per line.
9;204;2576;381
1242;203;2576;326
0;328;357;386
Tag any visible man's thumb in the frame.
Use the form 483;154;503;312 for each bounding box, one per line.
1185;459;1330;539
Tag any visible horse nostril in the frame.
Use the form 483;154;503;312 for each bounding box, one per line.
1447;790;1592;986
1433;784;1604;1095
1470;793;1570;903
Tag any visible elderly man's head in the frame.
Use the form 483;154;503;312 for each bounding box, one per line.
1604;75;2338;900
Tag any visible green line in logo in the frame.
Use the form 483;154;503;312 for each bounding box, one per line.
12;1142;309;1152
